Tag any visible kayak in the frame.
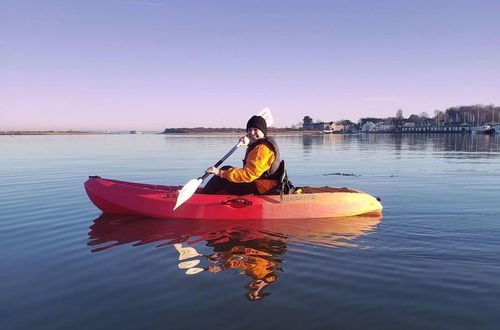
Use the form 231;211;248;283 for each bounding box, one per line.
84;176;383;220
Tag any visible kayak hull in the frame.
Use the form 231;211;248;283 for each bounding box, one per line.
84;177;383;220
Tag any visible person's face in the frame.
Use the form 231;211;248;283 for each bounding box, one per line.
247;127;265;142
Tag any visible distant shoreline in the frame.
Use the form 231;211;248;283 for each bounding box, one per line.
160;128;315;135
0;131;109;135
1;129;315;135
161;130;315;135
2;129;493;136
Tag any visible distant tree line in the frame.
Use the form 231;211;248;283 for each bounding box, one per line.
162;127;301;134
162;127;247;134
303;104;499;128
164;104;499;133
434;104;499;124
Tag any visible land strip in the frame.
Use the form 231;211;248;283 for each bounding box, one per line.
0;131;107;135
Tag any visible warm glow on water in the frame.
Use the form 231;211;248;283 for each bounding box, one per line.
1;133;499;329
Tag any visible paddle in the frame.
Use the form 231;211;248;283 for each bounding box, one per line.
173;108;274;210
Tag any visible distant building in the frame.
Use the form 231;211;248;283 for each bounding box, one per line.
304;121;334;130
360;122;376;131
374;123;394;131
331;123;346;131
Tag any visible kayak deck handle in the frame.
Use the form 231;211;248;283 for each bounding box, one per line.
220;198;253;207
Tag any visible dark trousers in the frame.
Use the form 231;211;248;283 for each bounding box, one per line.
201;166;260;195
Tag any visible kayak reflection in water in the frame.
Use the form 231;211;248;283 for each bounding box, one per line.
173;238;285;301
88;214;382;301
204;239;285;301
202;115;292;195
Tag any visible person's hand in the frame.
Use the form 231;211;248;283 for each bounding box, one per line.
205;166;220;176
239;135;250;146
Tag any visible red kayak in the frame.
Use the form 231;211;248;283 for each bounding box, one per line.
84;176;383;220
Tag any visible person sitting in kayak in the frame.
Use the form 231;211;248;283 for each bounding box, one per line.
201;115;282;195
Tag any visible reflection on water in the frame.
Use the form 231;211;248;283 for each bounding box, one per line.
300;133;500;157
202;239;285;300
3;134;499;328
88;214;382;300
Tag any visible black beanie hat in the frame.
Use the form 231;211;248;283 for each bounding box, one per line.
246;115;267;136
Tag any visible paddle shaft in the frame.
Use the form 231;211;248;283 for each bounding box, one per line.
199;142;242;181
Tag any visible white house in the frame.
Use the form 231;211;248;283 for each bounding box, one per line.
361;122;376;131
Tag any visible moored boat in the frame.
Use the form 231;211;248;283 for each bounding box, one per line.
475;124;495;135
84;177;383;220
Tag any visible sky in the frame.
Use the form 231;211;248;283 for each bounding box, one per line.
1;0;500;130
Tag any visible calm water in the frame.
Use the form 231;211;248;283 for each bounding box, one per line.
1;133;500;329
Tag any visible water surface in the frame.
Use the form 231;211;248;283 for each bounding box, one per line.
1;133;499;329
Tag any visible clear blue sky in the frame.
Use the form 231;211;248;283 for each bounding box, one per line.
1;0;499;130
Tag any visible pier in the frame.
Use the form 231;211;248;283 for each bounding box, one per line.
397;125;472;133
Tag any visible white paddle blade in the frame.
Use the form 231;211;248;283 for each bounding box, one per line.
174;178;203;210
258;107;274;127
